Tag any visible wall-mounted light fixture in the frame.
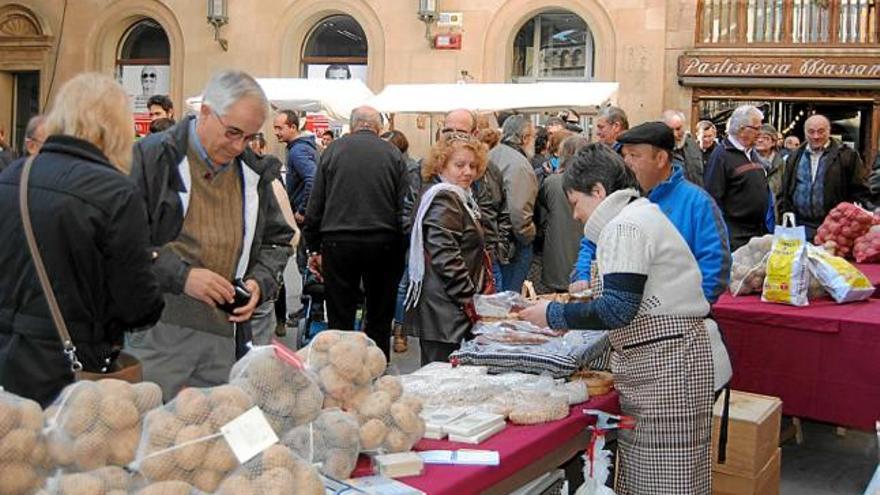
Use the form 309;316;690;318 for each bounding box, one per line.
207;0;229;51
417;0;438;45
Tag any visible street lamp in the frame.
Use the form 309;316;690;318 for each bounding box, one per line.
207;0;228;51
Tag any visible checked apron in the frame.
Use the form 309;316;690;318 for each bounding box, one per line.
591;263;713;495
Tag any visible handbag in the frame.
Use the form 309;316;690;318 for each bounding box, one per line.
18;156;143;383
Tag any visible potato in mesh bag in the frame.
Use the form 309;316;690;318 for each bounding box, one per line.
729;235;773;296
0;390;50;495
42;465;134;495
130;385;252;493
43;380;162;474
215;444;323;495
281;408;359;479
229;344;323;435
354;376;425;453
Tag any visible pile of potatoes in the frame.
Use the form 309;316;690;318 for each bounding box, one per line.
295;331;388;411
41;466;132;495
215;444;323;495
730;235;774;296
0;391;49;495
355;376;425;453
44;380;162;473
134;385;252;493
281;408;360;479
229;345;323;436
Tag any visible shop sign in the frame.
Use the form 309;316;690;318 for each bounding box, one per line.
679;55;880;79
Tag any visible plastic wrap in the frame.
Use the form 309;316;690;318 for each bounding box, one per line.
0;390;49;495
472;291;532;318
354;376;425;453
43;380;162;474
130;385;253;493
501;390;570;425
215;444;323;495
280;408;360;479
229;344;323;435
294;330;387;411
472;320;564;345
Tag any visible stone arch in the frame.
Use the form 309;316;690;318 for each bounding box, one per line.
0;4;47;38
0;4;53;109
84;0;184;110
481;0;615;83
273;0;385;91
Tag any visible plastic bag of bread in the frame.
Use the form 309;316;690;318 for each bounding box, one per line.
129;385;253;493
215;444;323;495
472;291;531;318
814;202;874;258
229;343;323;435
280;408;359;479
729;234;773;295
355;376;425;453
505;390;570;425
806;244;874;303
0;390;50;495
295;330;387;411
43;379;162;474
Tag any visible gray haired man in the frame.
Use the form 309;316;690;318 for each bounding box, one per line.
129;70;294;399
662;109;705;186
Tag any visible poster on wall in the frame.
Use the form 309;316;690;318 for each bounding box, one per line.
118;64;171;135
306;64;368;84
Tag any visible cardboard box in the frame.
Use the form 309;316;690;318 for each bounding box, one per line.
713;447;780;495
712;390;782;477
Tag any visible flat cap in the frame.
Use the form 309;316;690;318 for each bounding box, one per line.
617;121;675;151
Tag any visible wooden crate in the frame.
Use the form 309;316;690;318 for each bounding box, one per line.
711;390;782;477
713;448;780;495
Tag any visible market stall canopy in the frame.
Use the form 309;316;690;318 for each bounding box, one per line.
366;82;619;114
185;78;376;122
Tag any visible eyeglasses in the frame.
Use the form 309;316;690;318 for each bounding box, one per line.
141;73;157;80
743;125;761;132
212;109;260;142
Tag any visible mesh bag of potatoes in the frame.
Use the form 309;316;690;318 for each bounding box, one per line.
0;390;50;495
215;444;323;495
43;380;163;474
228;344;324;436
295;330;387;410
354;375;426;453
730;234;826;298
129;385;253;493
42;465;138;495
280;408;360;479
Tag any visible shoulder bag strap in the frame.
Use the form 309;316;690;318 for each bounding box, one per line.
18;155;83;373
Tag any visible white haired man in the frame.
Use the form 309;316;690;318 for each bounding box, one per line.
662;109;705;187
129;70;294;400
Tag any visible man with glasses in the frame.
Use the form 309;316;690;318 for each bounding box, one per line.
704;104;774;250
129;70;294;400
24;115;47;157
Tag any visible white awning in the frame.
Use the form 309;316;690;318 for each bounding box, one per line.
186;78;376;122
366;82;619;114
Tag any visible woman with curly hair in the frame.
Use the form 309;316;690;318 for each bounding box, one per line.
404;134;490;364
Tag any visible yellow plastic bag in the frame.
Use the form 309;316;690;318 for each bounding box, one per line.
762;213;809;306
806;245;874;303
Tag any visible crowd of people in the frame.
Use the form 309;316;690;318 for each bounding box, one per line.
0;68;878;494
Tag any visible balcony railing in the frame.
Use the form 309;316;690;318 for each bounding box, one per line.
697;0;880;46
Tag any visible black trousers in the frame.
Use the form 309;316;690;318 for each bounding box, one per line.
321;238;404;360
419;340;459;366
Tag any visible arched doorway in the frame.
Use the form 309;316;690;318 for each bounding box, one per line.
512;10;595;82
302;15;368;83
115;18;169;134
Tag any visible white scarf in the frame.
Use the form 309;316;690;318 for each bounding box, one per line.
405;181;481;309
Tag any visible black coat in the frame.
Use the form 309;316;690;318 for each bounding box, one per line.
0;136;164;406
406;187;485;344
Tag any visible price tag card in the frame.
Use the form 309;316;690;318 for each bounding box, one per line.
221;406;279;464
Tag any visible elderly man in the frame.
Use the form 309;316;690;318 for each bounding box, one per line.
704;105;774;250
594;106;628;152
779;114;871;241
488;115;539;292
129;70;294;399
304;106;408;359
662;110;705;187
24;115;47;156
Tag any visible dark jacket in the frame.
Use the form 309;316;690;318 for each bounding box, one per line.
537;173;584;291
0;148;15;172
285;134;318;215
0;136;164;406
130;116;293;306
304;130;409;252
480;160;514;263
704;137;772;250
779;139;872;220
406;187;485;344
674;135;705;187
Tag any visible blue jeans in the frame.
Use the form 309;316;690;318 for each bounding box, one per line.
394;261;409;325
492;260;504;291
500;241;533;293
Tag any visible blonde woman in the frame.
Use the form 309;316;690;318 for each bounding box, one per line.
0;73;164;406
404;134;490;364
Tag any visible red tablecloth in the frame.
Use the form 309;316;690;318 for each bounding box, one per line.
855;262;880;297
352;391;620;494
714;290;880;430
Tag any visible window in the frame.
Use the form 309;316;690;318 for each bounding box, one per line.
115;18;170;132
302;15;368;83
512;11;594;82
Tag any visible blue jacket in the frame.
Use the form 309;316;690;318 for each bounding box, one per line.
285;134;318;214
573;166;732;303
